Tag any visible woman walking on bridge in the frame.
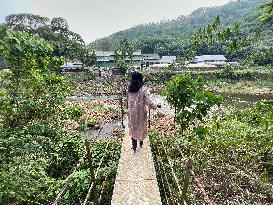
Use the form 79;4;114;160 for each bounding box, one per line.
128;72;160;153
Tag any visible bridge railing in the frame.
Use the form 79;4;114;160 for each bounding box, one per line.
51;93;126;205
50;138;119;205
150;133;215;205
148;108;215;205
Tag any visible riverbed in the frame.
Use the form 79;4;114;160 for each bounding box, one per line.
67;91;273;139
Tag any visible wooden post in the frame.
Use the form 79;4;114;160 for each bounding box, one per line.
148;109;151;129
181;159;192;205
174;107;176;129
120;96;124;128
120;76;127;128
85;140;98;204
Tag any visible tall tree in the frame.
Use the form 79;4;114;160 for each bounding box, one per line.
4;13;96;66
114;38;135;73
5;14;49;34
51;17;69;32
81;47;97;67
187;16;257;60
258;0;273;24
93;38;113;51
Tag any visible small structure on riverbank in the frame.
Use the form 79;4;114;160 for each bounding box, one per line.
192;55;227;67
96;51;116;67
60;60;84;71
95;51;179;72
160;56;176;64
142;53;160;69
95;51;143;68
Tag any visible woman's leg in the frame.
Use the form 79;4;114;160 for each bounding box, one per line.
140;140;143;147
131;138;137;152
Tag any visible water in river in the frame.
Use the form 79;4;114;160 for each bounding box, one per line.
67;94;119;102
217;92;272;109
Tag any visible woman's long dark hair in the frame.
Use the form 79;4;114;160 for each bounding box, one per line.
128;72;144;93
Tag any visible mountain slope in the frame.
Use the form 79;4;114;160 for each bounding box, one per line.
91;0;272;58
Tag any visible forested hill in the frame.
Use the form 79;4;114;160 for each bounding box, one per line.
92;0;272;57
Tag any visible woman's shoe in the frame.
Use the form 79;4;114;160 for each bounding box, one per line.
132;138;137;152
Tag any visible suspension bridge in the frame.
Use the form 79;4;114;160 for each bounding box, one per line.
111;124;162;205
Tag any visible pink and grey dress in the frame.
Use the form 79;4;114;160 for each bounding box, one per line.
128;86;157;141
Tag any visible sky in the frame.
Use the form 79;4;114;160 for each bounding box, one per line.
0;0;232;43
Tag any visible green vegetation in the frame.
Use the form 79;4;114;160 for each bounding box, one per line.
149;100;273;204
114;38;135;74
56;139;121;205
2;14;96;66
258;0;273;24
92;0;272;65
0;27;121;204
149;73;273;204
0;0;272;204
162;74;222;135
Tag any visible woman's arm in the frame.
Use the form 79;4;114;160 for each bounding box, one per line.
144;88;157;109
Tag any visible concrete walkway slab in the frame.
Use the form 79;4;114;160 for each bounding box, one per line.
111;125;162;205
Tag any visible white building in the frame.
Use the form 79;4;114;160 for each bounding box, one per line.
193;55;227;66
60;61;83;70
160;56;176;64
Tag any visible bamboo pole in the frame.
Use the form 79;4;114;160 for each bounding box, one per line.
148;109;151;129
168;135;216;205
96;122;105;139
120;76;126;128
85;140;98;204
83;140;112;205
156;144;179;205
190;169;215;205
174;107;176;129
120;96;124;128
97;144;116;204
52;157;85;205
181;159;192;205
159;138;183;196
151;140;171;205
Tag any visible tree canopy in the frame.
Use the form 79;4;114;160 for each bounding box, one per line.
3;14;96;66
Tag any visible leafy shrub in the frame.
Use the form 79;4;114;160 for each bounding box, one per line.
162;74;222;136
0;26;122;205
0;27;85;204
150;100;273;204
65;104;85;121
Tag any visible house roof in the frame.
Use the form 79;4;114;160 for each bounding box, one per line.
194;55;227;61
61;63;79;68
160;56;176;63
133;51;142;56
96;51;115;57
96;51;142;57
143;54;160;60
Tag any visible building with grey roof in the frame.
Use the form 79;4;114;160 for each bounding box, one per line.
160;56;177;63
193;55;227;66
95;51;143;68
